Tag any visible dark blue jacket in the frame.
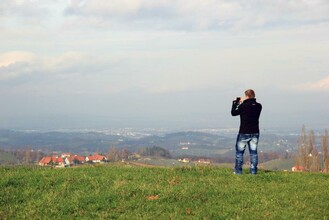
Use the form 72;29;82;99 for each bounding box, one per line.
231;98;262;134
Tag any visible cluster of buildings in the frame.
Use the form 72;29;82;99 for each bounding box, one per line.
178;158;211;164
38;153;107;168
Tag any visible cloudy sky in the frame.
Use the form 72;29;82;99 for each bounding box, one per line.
1;0;329;130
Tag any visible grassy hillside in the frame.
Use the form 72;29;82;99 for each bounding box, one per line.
1;164;328;219
260;158;295;171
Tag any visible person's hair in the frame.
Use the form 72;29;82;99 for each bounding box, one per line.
245;89;255;98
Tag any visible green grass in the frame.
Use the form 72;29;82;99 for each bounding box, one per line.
1;164;329;219
260;158;295;171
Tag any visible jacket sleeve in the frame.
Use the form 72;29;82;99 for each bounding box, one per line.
231;101;241;116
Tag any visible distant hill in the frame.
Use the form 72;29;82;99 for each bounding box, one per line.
0;129;299;163
123;131;231;151
0;130;232;155
0;129;121;154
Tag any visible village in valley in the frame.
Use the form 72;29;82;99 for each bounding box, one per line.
37;151;213;168
36;150;308;173
1;128;328;173
38;153;106;168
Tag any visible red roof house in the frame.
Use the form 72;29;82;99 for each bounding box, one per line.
39;156;52;166
39;156;65;167
292;166;305;172
68;155;86;165
86;154;107;163
52;156;64;165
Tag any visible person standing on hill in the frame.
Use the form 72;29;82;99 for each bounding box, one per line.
231;89;262;174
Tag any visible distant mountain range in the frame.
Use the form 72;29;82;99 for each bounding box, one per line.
0;129;299;159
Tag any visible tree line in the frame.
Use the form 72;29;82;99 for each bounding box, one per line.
295;126;328;172
0;149;45;165
106;146;171;162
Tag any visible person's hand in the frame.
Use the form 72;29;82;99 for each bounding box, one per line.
233;97;242;104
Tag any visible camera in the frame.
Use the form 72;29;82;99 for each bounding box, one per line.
235;97;241;103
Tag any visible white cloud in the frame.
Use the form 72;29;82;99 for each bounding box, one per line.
0;62;32;81
63;0;329;31
1;0;328;32
0;51;35;67
0;51;132;94
0;51;37;81
0;0;66;29
295;76;329;92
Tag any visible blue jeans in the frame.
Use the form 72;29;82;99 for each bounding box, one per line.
234;133;259;174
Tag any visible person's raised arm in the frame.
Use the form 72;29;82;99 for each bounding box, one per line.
231;98;242;116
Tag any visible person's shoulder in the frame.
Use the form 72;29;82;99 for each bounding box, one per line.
253;99;262;107
256;102;262;109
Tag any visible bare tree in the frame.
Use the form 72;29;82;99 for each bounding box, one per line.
322;129;328;173
294;151;301;170
307;130;319;172
297;125;308;170
310;149;320;172
107;146;119;162
36;150;41;164
121;148;130;161
295;126;329;173
25;148;31;165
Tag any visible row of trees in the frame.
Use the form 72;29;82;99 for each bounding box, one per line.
106;146;133;162
0;149;45;165
295;126;328;172
1;145;171;165
106;146;171;162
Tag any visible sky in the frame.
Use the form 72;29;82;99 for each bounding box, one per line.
0;0;329;130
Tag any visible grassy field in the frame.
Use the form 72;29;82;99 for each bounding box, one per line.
1;164;329;219
260;158;295;171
